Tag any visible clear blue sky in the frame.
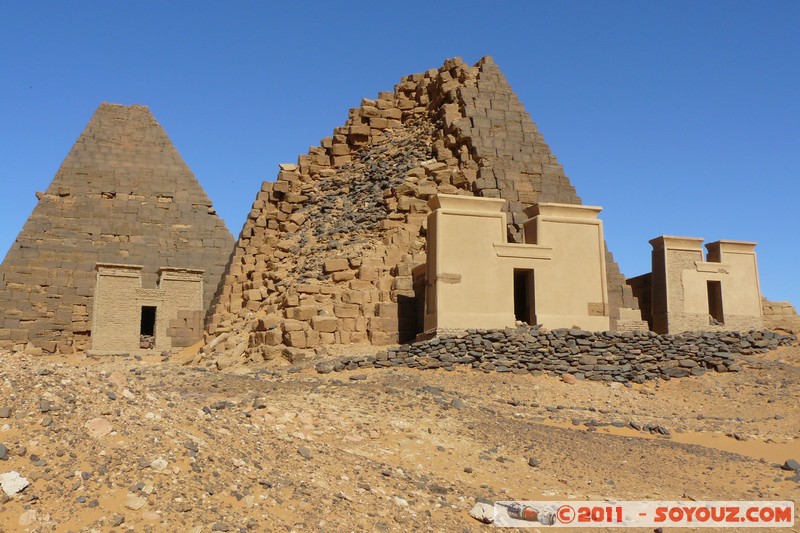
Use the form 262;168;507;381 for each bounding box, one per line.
2;2;799;307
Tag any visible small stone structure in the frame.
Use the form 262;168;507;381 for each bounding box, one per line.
91;264;204;353
629;237;764;334
420;194;614;332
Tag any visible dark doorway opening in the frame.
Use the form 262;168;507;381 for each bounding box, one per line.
707;281;724;325
514;269;535;325
140;306;156;348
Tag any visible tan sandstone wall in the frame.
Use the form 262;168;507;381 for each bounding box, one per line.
762;299;800;333
423;195;610;332
649;236;763;334
91;264;204;353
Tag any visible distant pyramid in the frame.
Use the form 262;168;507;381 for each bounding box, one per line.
203;57;644;364
0;103;234;352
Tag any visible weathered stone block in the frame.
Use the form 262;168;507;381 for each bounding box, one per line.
297;285;320;294
305;330;320;348
332;270;356;282
283;319;306;332
377;303;398;317
324;259;350;273
284;330;306;348
311;315;338;333
334;304;360;318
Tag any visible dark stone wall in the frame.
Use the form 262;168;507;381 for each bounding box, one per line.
316;327;796;383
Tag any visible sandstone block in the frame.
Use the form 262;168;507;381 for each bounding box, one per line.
283;319;306;332
311;316;338;333
332;270;356;282
324;259;350;273
348;125;370;137
305;330;320;348
392;277;413;291
377;303;398;317
358;266;378;281
342;291;366;305
334;304;360;318
290;306;318;320
284;330;306;348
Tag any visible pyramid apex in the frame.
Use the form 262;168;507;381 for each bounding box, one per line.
441;56;466;70
95;102;154;116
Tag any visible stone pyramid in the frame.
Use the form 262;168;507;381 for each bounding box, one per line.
203;56;644;365
0;103;234;352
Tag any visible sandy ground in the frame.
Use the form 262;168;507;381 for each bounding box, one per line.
0;344;798;532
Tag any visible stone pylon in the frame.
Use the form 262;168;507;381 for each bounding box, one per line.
204;56;645;365
0;103;234;352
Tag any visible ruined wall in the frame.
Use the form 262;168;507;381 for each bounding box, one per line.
203;57;643;364
762;299;800;333
0;103;234;352
422;195;611;332
316;327;795;383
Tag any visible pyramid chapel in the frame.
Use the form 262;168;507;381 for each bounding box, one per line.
1;57;794;356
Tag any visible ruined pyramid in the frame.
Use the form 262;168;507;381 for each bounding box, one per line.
0;103;234;352
203;56;645;364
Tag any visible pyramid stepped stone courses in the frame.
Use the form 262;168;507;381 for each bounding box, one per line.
432;58;639;324
0;103;234;353
203;56;645;365
762;298;800;333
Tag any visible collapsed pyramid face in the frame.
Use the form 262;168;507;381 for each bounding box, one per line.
0;103;235;352
206;56;641;363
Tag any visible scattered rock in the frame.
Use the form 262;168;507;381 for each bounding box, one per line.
252;397;268;410
0;471;29;496
781;459;799;472
150;458;169;472
18;509;36;526
0;407;11;418
85;417;113;438
125;494;146;510
298;446;312;459
469;502;494;524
